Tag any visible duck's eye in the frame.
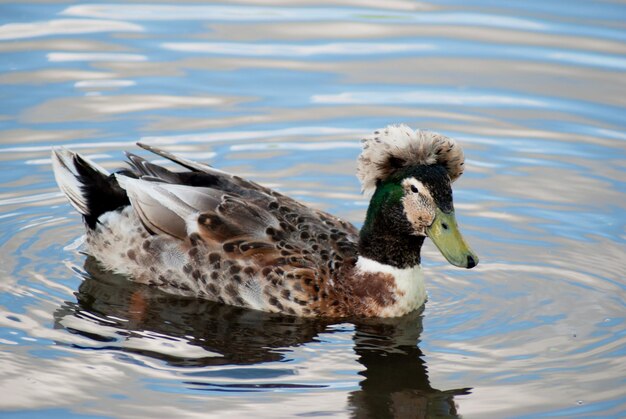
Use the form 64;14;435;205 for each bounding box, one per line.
410;185;419;193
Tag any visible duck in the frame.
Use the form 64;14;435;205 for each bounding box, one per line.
52;124;478;318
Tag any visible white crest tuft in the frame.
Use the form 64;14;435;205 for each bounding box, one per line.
356;124;465;195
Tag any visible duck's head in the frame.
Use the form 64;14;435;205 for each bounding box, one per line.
357;125;478;269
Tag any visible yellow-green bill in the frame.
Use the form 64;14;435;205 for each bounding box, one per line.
427;209;479;269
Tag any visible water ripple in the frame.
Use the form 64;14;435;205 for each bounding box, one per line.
0;19;142;41
162;40;626;71
61;5;626;41
311;88;625;125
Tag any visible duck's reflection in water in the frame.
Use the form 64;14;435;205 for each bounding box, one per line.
350;318;469;418
54;257;469;418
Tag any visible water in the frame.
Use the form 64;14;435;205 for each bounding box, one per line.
0;1;625;417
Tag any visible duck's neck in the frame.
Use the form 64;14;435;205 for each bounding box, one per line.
358;214;425;269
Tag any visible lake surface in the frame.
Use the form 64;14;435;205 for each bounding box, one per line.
1;1;625;418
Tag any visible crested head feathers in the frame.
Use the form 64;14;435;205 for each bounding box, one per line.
356;124;465;195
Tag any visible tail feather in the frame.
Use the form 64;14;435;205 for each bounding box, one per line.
51;148;130;228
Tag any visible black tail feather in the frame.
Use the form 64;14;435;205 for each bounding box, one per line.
52;149;132;229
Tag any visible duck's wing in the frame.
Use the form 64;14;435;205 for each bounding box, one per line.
118;146;360;285
124;143;358;235
117;173;358;258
